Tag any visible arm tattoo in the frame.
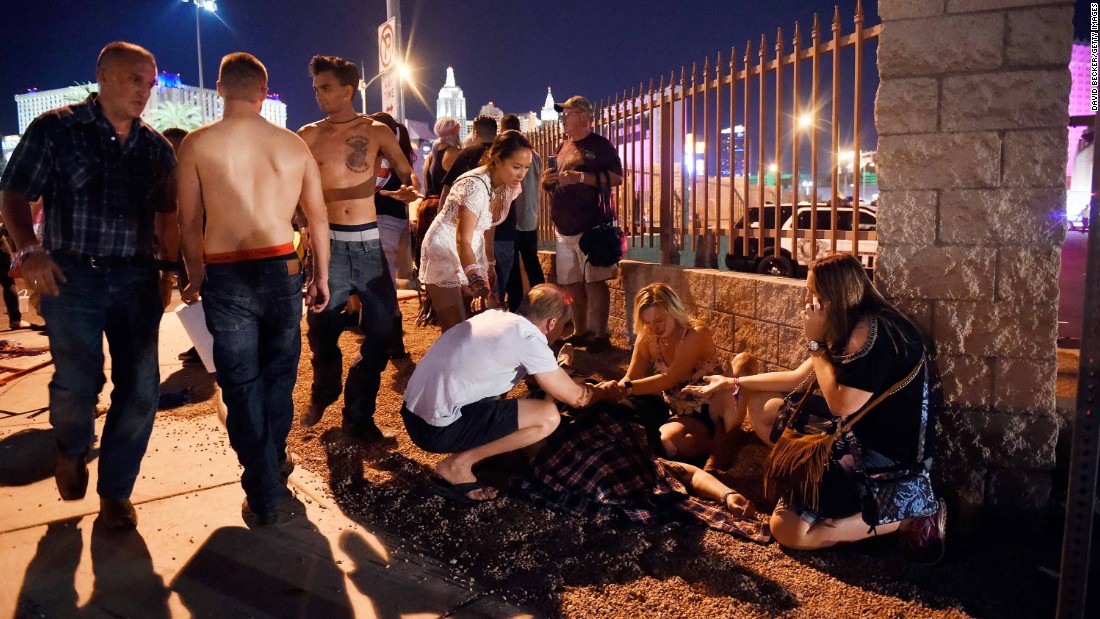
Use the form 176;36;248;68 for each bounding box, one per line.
345;135;371;173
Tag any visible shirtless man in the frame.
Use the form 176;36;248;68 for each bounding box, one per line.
177;52;330;526
296;55;413;441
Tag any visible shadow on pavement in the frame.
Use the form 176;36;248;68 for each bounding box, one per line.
15;517;82;617
15;517;170;618
0;428;99;487
86;519;170;618
171;495;355;617
158;365;217;410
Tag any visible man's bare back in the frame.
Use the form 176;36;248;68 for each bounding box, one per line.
182;116;314;254
298;116;410;225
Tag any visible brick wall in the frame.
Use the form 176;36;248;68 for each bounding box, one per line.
876;0;1074;516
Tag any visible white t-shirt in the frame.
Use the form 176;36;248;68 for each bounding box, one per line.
405;310;561;427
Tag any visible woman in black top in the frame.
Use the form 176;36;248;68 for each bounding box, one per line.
686;254;944;562
424;117;462;197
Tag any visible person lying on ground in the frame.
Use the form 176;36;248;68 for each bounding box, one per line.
401;283;622;503
517;401;769;543
683;253;945;563
597;283;750;468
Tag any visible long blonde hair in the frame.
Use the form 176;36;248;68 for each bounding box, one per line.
632;283;698;336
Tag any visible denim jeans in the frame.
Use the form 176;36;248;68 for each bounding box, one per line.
306;238;397;436
40;253;162;500
492;239;515;305
203;257;303;514
0;247;21;323
507;230;545;312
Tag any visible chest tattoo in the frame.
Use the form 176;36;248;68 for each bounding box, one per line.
345;135;371;173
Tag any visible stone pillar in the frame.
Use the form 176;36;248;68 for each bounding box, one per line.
876;0;1074;518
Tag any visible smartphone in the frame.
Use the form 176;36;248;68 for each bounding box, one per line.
547;155;557;170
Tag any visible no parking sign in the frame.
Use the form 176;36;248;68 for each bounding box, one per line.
378;17;397;115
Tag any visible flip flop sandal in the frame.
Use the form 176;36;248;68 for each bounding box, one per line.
427;475;492;505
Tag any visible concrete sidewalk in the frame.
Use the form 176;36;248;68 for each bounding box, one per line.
0;308;528;618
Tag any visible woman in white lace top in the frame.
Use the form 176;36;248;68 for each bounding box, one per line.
420;130;533;330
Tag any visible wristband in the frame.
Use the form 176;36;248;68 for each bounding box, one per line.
463;263;480;274
623;380;633;397
15;244;46;265
468;272;485;284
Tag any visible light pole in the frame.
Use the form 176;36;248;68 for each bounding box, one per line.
182;0;218;123
358;62;410;115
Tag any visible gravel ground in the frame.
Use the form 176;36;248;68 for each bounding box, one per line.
164;298;1065;618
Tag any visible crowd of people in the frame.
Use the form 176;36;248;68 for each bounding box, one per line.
0;42;944;564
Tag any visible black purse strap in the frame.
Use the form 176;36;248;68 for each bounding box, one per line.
839;355;925;433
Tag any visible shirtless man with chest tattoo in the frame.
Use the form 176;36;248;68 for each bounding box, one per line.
296;55;413;441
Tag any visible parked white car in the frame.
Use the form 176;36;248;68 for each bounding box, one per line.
726;203;878;277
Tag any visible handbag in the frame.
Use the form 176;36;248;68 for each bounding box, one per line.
578;170;626;267
763;356;926;510
853;364;938;526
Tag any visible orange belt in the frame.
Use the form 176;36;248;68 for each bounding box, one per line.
205;242;295;265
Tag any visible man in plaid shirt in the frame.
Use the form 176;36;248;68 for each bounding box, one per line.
0;42;178;529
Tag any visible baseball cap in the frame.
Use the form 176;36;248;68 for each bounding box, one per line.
554;95;593;115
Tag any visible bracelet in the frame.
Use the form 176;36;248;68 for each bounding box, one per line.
623;380;633;397
488;260;496;266
468;272;485;284
463;263;480;274
15;244;45;264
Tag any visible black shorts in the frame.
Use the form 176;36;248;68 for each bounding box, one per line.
401;398;520;454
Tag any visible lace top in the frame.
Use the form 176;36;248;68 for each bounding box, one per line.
652;329;723;416
419;167;521;288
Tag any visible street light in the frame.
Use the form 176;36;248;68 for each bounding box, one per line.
181;0;217;123
358;61;411;115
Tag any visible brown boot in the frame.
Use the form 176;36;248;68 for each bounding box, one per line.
97;498;138;530
54;455;88;501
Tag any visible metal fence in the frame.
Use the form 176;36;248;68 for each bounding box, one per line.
529;2;881;273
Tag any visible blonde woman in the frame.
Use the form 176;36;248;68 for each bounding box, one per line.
611;283;745;462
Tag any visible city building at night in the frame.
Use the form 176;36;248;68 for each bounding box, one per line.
478;101;504;123
540;87;558;123
435;66;468;140
14;71;287;134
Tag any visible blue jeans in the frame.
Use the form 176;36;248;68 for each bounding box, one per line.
203;257;303;514
40;254;162;500
306;238;397;436
492;239;515;304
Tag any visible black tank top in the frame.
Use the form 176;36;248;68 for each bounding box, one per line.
426;145;452;197
374;167;407;220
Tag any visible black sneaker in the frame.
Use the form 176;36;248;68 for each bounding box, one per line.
901;499;946;565
586;336;613;354
343;419;396;444
564;331;595;347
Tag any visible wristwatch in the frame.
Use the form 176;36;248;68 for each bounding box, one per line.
622;380;633;397
807;340;826;354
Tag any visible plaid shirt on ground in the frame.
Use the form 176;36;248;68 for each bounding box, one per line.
516;412;771;543
0;93;175;257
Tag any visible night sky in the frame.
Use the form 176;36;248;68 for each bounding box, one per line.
0;1;1093;139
